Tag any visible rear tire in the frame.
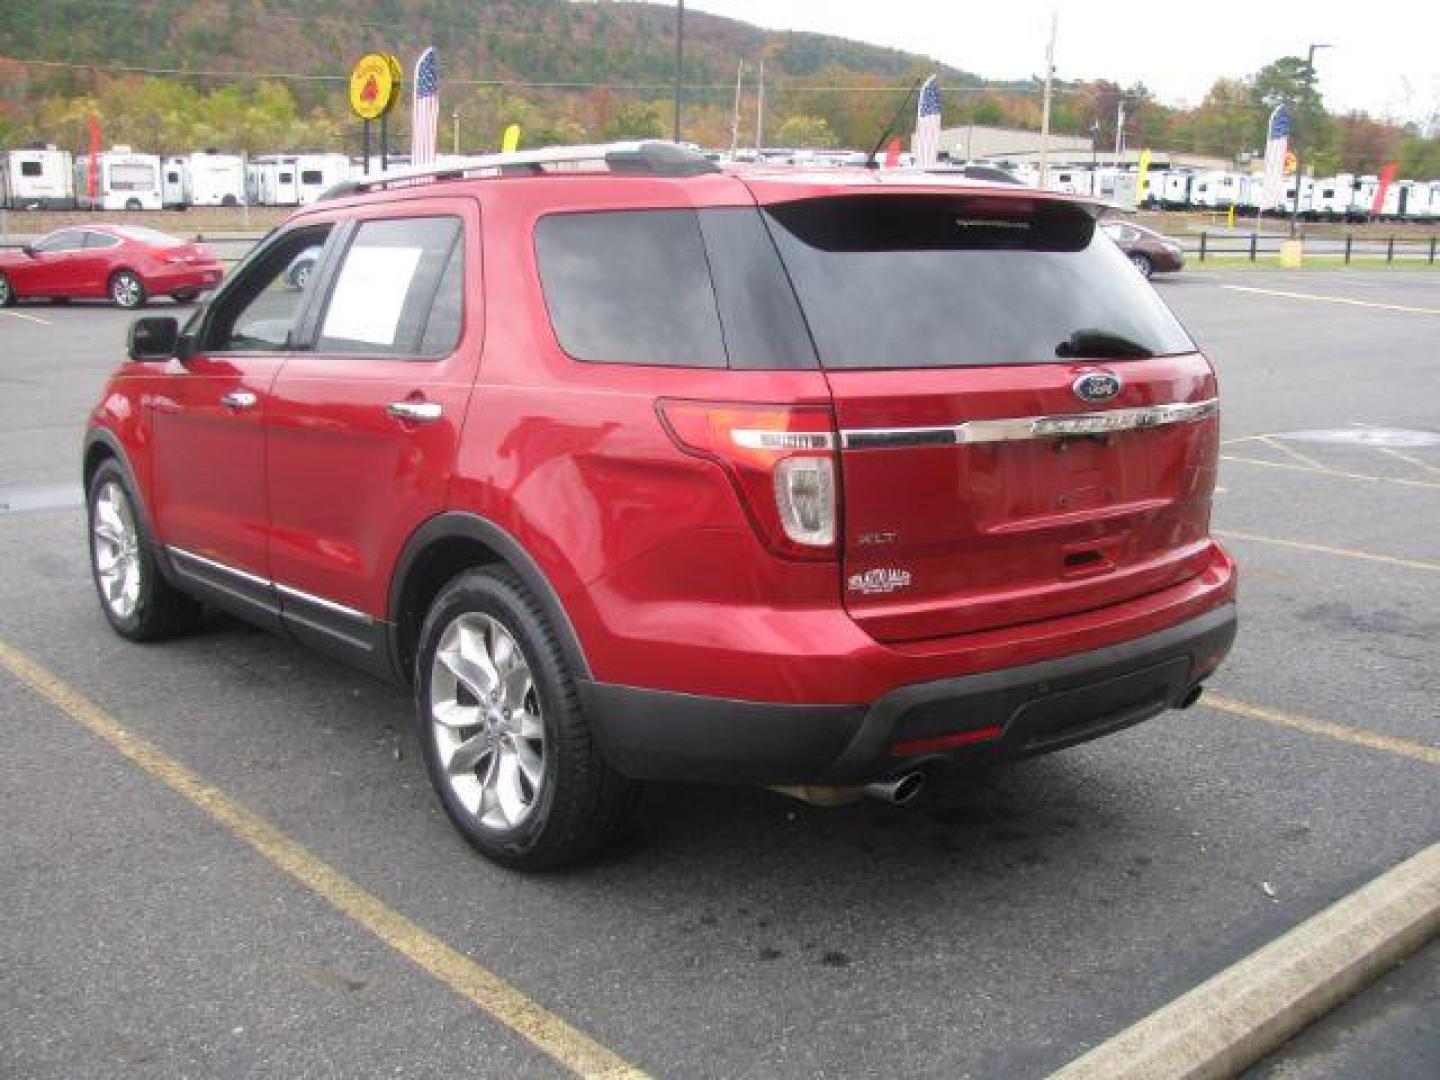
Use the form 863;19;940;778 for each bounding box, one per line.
415;566;633;869
1130;252;1154;278
124;198;142;211
87;459;201;641
110;270;146;309
0;272;13;307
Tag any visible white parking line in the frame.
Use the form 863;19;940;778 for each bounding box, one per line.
1221;284;1440;315
0;310;50;325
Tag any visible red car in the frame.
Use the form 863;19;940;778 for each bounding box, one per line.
0;224;222;309
83;143;1236;868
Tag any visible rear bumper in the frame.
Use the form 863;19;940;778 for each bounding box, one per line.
144;266;223;293
581;601;1237;785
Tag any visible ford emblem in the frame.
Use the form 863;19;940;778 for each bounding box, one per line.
1072;371;1123;403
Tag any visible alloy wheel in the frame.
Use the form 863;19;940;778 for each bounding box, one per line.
428;612;546;831
111;273;143;308
92;480;142;619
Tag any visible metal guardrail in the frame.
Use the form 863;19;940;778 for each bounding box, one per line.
1181;232;1440;264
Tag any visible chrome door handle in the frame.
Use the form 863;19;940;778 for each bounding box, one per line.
386;400;442;424
220;390;258;411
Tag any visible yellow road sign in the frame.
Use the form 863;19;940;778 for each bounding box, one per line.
349;53;401;121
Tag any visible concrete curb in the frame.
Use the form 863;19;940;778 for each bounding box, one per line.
1051;841;1440;1080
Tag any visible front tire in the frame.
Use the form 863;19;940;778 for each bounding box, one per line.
87;460;201;641
1130;252;1154;278
0;272;13;306
415;567;633;869
110;270;146;309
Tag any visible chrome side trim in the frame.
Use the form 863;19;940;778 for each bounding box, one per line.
167;545;270;588
275;582;374;624
840;398;1217;450
166;545;373;624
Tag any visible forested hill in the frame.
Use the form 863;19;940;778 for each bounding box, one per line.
0;0;997;150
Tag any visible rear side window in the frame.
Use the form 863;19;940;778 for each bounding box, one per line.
535;210;726;368
301;170;323;185
534;208;816;369
316;216;461;357
21;161;42;177
764;195;1195;369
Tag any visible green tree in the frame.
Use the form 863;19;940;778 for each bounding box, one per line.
602;100;665;141
774;114;838;148
1251;56;1335;173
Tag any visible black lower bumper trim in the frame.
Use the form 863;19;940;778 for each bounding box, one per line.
582;602;1237;786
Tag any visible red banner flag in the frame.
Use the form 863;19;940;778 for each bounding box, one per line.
1371;161;1397;216
86;114;102;198
883;136;901;168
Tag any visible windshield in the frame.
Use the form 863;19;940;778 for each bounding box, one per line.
763;195;1195;369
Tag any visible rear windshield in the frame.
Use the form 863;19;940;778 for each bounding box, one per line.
117;226;183;247
763;195;1196;368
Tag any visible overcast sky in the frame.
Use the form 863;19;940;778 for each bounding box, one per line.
686;0;1440;124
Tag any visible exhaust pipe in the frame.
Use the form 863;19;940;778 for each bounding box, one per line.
1178;684;1204;709
863;772;926;806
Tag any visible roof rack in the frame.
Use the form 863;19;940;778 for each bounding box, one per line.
320;140;719;200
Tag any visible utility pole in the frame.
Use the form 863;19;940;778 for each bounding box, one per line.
756;58;765;156
729;60;745;158
1114;98;1125;158
452;110;460;156
1038;11;1057;190
672;0;686;143
1289;43;1331;238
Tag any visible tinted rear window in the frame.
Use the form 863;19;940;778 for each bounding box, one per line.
764;195;1196;369
535;210;726;368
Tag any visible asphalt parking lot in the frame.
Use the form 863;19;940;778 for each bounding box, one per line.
1;270;1436;1078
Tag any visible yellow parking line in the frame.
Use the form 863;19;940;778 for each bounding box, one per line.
1220;454;1440;490
1256;435;1330;472
1214;528;1440;573
1374;446;1440;477
0;309;50;324
1220;284;1440;315
0;638;647;1080
1205;693;1440;767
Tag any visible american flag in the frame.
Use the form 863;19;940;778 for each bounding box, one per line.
911;75;941;168
412;48;439;165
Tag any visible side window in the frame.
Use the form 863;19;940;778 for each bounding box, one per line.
21;161;42;178
418;242;464;355
315;216;461;357
534;210;726;368
34;230;84;253
83;231;120;249
301;170;323;185
204;224;332;352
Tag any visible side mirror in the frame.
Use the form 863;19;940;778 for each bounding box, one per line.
21;244;35;257
128;316;180;362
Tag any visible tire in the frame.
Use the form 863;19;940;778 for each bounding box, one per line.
171;291;197;303
87;459;201;641
1130;252;1154;278
109;270;147;309
0;272;13;307
288;260;311;290
125;198;142;211
415;566;633;869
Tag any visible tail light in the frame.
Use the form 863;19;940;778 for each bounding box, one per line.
657;400;838;560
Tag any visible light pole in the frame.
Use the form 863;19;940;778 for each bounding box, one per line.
1289;43;1331;238
673;0;685;143
452;110;460;156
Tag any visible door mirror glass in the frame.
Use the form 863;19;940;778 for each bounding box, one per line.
128;316;180;361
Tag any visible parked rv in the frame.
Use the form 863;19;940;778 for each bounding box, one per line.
162;152;246;208
1188;171;1242;209
2;147;76;209
76;148;163;211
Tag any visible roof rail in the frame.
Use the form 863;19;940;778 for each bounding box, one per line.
320;140;719;200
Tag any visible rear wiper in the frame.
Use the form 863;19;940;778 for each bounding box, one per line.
1055;328;1155;359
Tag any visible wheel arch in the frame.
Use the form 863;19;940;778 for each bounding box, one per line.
388;512;591;687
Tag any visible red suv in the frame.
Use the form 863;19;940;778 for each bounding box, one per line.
84;143;1236;868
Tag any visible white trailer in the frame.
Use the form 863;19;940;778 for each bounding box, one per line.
2;147;76;209
1276;176;1314;218
1158;171;1194;209
1048;168;1093;196
170;152;246;207
75;148;163;211
1395;181;1433;221
1311;174;1355;220
247;156;300;206
161;156;188;208
294;153;351;204
1188;171;1243;209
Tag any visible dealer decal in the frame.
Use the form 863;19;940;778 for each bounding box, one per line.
847;568;912;595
